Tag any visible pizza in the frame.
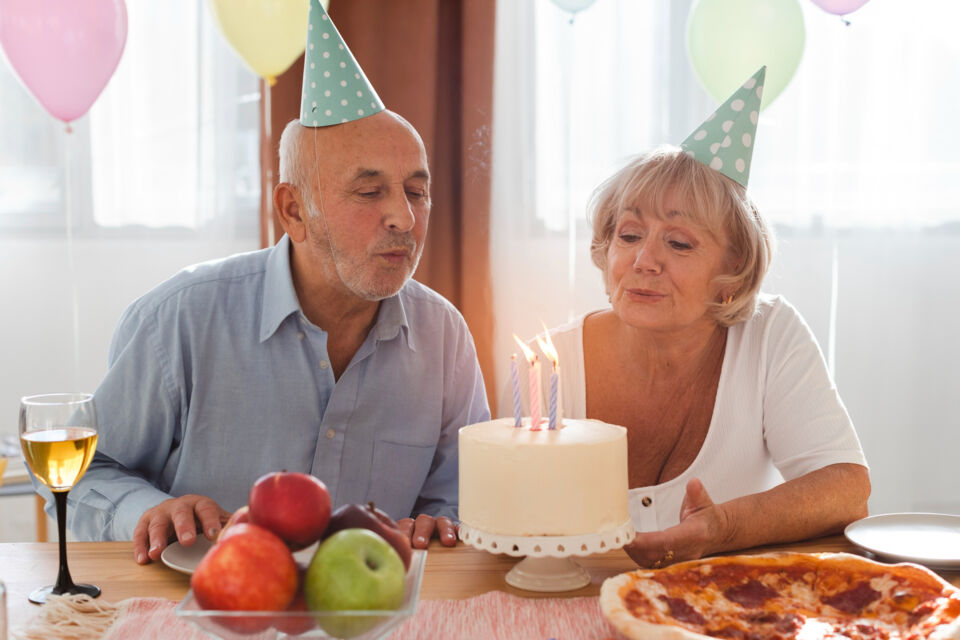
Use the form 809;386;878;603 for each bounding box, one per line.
600;552;960;639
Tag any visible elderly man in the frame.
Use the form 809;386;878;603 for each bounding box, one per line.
63;1;489;564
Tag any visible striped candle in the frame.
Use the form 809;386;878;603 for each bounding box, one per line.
510;354;523;427
548;362;558;429
529;356;542;430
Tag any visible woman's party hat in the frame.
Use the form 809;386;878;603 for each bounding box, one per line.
680;66;765;187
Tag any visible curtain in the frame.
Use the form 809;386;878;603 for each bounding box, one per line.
259;0;497;409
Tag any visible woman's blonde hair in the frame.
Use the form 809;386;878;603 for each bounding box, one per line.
588;146;774;326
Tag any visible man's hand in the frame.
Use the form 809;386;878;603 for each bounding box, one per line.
623;478;730;569
132;494;231;564
397;514;458;549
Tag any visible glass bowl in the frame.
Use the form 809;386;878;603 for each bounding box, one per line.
174;549;425;639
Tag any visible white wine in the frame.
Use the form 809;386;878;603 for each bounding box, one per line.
20;427;98;492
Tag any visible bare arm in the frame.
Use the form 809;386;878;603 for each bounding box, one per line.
624;463;870;568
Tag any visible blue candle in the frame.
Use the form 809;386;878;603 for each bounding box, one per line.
510;354;523;427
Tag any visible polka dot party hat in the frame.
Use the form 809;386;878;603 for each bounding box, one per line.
299;0;384;127
680;66;765;187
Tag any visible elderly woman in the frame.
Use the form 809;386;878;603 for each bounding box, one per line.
535;70;869;568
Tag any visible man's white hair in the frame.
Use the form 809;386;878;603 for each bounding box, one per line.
277;119;311;190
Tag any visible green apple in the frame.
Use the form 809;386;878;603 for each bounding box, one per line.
304;528;405;638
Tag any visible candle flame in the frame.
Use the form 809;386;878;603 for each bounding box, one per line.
513;333;536;364
535;323;559;369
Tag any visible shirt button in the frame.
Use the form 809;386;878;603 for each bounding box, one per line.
297;332;304;340
326;428;336;439
319;360;329;369
641;496;653;507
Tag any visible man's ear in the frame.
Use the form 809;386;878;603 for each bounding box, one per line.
274;182;307;243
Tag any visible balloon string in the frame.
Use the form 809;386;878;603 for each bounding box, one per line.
264;80;275;247
64;128;81;387
564;17;577;322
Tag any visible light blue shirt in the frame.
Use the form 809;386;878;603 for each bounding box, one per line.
65;235;489;541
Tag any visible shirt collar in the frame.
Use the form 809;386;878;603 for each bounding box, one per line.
374;287;415;352
259;235;301;343
258;235;415;351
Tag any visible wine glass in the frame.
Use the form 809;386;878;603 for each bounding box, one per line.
18;393;101;604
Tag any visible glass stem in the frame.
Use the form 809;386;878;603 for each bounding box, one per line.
52;490;77;594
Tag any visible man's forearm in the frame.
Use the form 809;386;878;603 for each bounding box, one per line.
67;463;173;541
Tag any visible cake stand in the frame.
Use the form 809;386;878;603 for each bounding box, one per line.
458;520;636;592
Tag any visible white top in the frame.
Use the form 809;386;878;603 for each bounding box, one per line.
503;294;868;533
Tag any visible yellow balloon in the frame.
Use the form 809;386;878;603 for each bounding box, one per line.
207;0;318;85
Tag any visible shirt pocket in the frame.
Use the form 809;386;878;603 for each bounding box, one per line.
366;439;435;520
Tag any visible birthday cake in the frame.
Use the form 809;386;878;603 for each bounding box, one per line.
458;418;629;537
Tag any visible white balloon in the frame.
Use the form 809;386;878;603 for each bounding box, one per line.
550;0;597;14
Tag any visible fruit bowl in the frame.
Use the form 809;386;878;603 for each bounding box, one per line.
175;549;426;639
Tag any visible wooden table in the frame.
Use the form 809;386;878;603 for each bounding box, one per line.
2;537;959;635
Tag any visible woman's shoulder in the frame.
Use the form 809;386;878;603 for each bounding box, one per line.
548;309;612;353
736;293;821;358
743;293;806;331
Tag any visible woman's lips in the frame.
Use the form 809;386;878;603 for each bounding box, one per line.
625;288;666;301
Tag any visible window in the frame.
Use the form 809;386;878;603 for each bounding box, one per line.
0;1;260;235
492;0;960;516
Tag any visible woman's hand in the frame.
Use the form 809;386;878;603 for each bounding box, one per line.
623;464;870;569
623;478;730;569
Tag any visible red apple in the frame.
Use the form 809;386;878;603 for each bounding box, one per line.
191;523;298;634
271;588;318;636
248;471;332;550
324;502;412;569
217;505;250;541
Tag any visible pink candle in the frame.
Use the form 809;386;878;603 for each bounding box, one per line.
529;355;542;430
548;362;559;429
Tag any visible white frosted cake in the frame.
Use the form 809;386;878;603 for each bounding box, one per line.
458;418;629;537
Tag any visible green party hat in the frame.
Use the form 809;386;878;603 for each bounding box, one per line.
680;66;765;187
300;0;384;127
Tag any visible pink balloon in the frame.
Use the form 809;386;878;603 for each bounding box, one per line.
0;0;127;123
809;0;871;15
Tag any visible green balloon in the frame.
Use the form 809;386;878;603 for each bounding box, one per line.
687;0;805;110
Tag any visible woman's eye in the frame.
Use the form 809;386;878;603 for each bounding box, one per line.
618;233;641;243
669;240;693;250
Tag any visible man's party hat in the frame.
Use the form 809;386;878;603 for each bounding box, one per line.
299;0;384;127
680;66;765;187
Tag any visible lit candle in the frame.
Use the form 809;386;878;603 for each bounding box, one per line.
509;354;523;427
529;355;542;430
513;335;542;430
536;327;561;429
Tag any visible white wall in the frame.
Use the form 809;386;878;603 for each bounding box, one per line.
0;234;256;541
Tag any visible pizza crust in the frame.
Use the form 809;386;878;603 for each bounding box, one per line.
600;572;713;640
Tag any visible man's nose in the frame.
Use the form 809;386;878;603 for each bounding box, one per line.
383;190;416;232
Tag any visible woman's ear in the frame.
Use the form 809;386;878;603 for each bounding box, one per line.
274;182;307;243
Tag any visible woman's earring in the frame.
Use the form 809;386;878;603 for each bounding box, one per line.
722;294;734;305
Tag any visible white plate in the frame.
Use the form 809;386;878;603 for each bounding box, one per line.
161;536;319;574
160;537;215;574
844;513;960;570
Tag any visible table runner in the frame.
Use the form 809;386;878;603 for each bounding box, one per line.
13;591;620;640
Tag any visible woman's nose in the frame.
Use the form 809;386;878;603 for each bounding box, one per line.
632;240;662;273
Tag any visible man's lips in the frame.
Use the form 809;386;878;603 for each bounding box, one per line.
377;249;411;263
